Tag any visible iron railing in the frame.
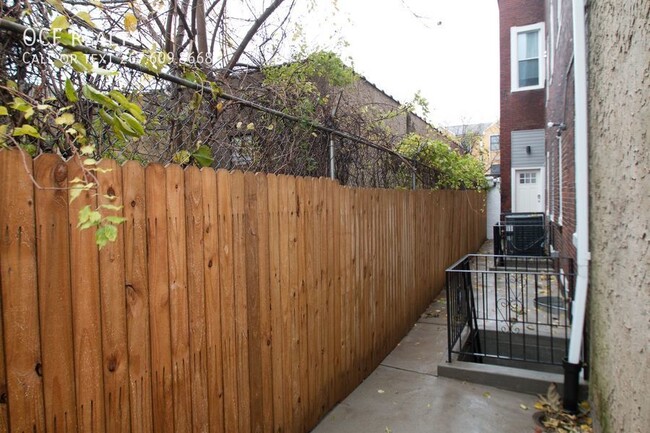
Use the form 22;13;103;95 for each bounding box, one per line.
446;254;574;369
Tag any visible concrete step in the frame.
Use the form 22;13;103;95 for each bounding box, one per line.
438;360;588;399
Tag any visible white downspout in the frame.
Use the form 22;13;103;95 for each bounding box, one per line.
563;0;590;412
568;0;590;367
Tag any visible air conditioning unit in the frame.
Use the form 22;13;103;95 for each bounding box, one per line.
504;213;546;256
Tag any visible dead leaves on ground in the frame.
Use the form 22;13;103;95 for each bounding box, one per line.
534;384;593;433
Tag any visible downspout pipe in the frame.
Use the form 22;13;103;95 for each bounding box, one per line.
564;0;591;412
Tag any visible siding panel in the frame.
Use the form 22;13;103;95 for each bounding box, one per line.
511;129;546;167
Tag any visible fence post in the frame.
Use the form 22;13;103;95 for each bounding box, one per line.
329;133;336;180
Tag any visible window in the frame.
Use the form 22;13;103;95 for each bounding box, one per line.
511;22;545;91
519;172;537;184
490;164;501;176
489;135;500;151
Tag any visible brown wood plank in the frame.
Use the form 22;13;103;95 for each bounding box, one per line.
216;169;238;433
165;164;192;433
231;170;251;433
277;175;294;433
255;174;274;433
328;182;347;407
243;172;263;433
266;174;284;433
327;180;338;406
0;279;6;433
201;168;225;433
67;157;105;433
295;177;308;433
184;166;209;433
122;161;153;433
0;150;45;433
341;187;352;396
285;176;302;433
145;164;174;433
31;156;73;431
311;180;324;419
301;178;316;430
33;154;78;433
97;158;131;433
321;180;332;407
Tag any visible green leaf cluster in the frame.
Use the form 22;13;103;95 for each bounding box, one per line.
262;51;357;117
82;85;146;142
398;134;489;190
77;204;127;249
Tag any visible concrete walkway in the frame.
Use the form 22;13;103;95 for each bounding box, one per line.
310;294;539;433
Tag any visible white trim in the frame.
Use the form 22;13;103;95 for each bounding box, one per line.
511;166;546;213
557;0;563;49
510;22;546;92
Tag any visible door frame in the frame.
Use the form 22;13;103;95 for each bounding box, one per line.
511;166;545;213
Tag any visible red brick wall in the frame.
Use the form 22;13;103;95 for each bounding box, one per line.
498;0;547;213
545;0;577;267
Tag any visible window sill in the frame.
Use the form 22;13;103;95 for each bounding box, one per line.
511;84;545;93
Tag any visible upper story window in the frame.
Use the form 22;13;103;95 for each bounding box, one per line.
489;135;500;151
510;22;545;91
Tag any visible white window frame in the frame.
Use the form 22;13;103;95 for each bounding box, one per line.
489;135;500;152
510;22;546;92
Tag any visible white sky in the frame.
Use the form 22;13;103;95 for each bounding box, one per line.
292;0;500;127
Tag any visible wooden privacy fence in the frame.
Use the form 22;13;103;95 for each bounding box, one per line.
0;149;486;433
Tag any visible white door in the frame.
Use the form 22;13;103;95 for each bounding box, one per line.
515;169;543;212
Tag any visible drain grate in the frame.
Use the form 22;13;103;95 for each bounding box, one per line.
535;296;568;312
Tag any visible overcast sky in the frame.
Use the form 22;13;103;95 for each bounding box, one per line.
292;0;500;128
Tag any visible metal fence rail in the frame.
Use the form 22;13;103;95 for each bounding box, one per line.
446;254;574;368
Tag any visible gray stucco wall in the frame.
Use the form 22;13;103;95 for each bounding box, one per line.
587;1;650;432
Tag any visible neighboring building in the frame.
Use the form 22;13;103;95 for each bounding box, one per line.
445;121;501;176
545;0;576;266
500;1;649;431
222;67;457;186
498;0;547;213
344;76;452;144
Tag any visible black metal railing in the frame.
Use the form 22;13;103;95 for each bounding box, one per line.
446;254;574;370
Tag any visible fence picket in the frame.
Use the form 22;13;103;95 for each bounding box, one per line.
201;168;225;433
122;161;153;433
68;156;104;433
266;174;284;433
166;165;192;433
145;164;174;433
0;149;45;433
216;169;239;433
184;166;209;433
32;155;78;433
97;159;131;433
231;171;251;433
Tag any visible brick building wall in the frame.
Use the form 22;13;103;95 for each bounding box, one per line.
498;0;547;212
545;0;576;267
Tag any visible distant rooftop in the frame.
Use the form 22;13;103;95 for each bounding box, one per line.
445;122;496;136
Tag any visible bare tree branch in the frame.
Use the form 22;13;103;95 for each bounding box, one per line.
223;0;286;77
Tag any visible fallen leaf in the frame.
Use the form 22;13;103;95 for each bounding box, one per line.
520;403;528;410
483;392;491;399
